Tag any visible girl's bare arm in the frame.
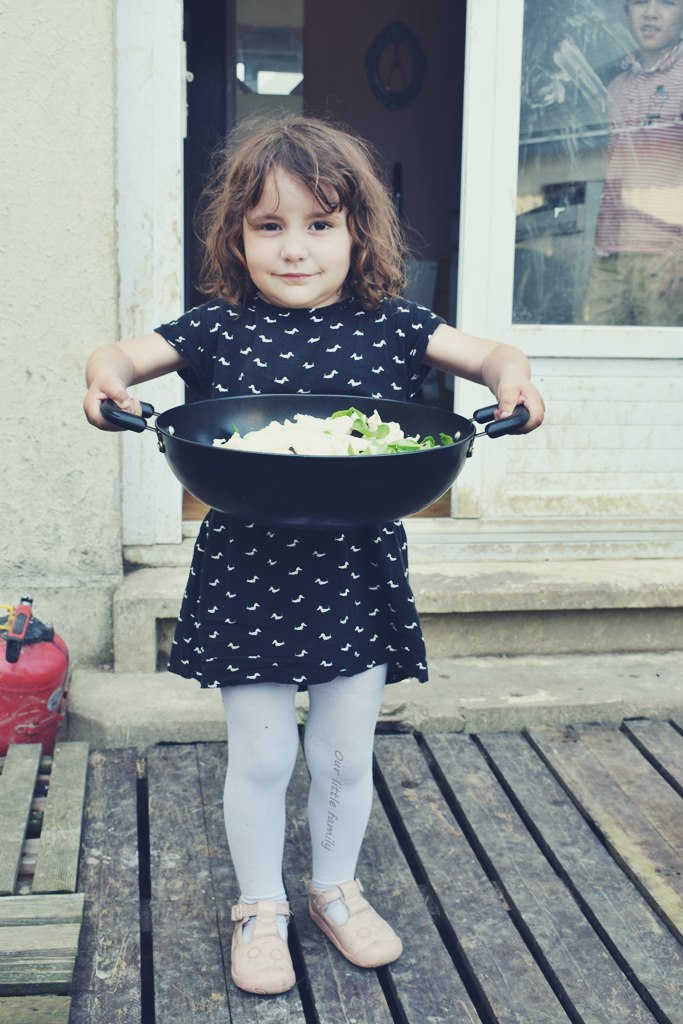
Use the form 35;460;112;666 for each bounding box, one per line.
424;323;545;431
84;332;188;430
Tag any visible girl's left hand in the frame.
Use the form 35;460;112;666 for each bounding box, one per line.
494;377;545;433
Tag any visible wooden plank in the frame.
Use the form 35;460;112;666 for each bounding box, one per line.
0;894;83;927
196;742;308;1023
0;922;81;995
479;731;683;1024
32;743;89;895
0;894;83;996
0;995;70;1023
69;748;142;1024
362;768;484;1022
147;745;230;1023
0;745;41;895
528;725;683;943
374;734;570;1024
623;720;683;794
426;733;657;1023
283;749;396;1024
577;724;683;850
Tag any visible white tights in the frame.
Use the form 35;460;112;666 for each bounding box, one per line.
221;665;387;904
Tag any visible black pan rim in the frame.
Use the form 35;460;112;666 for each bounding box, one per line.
155;393;473;460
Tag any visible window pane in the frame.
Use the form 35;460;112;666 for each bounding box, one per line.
236;0;304;119
514;0;683;327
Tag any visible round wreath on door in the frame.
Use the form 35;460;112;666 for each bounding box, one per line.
365;21;427;112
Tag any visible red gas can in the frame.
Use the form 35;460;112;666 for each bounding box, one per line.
0;597;69;756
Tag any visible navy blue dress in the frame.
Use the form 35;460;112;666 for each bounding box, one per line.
155;295;444;689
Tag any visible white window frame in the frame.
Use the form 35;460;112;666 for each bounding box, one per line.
457;0;682;360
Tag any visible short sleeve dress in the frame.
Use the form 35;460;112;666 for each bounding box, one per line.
154;294;444;689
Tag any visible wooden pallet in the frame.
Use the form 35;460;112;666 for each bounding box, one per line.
69;720;683;1023
0;742;88;1024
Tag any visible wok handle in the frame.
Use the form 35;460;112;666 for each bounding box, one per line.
100;398;156;433
472;404;530;437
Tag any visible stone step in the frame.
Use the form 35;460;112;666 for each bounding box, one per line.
113;560;683;674
67;650;683;753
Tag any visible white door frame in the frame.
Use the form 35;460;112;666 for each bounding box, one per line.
116;0;186;545
115;0;679;555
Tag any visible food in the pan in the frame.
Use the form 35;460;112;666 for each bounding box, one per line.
212;407;458;456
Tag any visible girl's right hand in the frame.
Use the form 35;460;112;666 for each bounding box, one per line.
83;374;141;431
83;332;188;430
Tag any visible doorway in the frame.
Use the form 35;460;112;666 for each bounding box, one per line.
182;0;466;520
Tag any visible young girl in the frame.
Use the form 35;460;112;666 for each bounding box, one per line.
84;114;544;996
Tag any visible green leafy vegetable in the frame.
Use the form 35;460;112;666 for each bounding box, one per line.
330;407;456;454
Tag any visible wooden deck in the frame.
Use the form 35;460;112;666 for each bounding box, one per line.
3;720;683;1023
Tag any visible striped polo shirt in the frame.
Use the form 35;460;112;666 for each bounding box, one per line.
595;41;683;258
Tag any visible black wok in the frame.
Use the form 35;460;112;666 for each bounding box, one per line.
102;394;528;528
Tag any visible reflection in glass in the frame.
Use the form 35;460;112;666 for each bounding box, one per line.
514;0;683;326
236;0;304;120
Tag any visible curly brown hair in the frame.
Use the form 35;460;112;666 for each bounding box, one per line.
197;114;406;310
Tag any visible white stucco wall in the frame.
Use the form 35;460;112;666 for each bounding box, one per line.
0;1;121;662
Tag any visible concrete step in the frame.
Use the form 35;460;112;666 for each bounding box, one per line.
67;650;683;753
113;560;683;674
